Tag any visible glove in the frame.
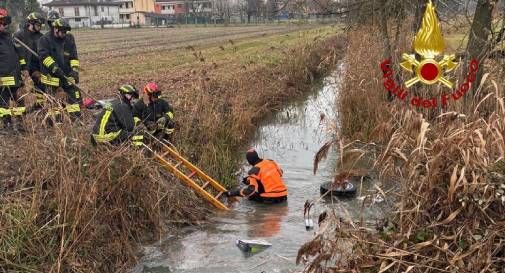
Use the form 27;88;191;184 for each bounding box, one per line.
69;70;79;84
52;66;65;79
31;71;41;81
157;116;167;128
135;120;146;131
224;191;231;197
62;77;74;89
166;118;175;129
241;177;248;184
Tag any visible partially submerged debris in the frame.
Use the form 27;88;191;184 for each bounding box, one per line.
236;239;272;254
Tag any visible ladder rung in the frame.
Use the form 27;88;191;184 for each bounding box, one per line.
150;142;228;210
160;150;170;158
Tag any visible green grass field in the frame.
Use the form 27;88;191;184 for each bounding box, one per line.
72;25;342;94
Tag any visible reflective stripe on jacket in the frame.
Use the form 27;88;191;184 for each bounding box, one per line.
0;33;25;87
38;32;78;87
92;100;135;143
92;108;121;142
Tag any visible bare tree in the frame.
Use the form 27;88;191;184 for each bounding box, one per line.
465;0;498;95
187;0;212;24
246;0;261;23
213;0;232;24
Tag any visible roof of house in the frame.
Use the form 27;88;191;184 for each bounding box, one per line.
44;0;122;7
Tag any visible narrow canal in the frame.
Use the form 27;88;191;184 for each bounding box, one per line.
135;65;385;273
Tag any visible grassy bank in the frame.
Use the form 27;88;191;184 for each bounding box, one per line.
298;24;505;272
76;25;346;185
0;26;346;272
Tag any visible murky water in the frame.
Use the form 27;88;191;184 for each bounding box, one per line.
134;65;386;273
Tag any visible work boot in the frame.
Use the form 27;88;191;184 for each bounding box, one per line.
1;116;13;134
13;117;26;134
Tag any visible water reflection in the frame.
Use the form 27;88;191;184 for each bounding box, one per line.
136;67;349;273
247;203;289;238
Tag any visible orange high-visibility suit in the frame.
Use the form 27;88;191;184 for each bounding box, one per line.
229;159;288;203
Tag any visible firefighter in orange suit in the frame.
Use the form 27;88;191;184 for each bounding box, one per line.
226;148;288;203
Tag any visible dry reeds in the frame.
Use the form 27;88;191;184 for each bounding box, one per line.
168;35;347;185
299;25;505;272
0;32;347;272
0;119;208;272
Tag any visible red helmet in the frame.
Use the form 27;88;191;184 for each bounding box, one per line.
144;82;160;97
0;8;11;26
0;8;8;18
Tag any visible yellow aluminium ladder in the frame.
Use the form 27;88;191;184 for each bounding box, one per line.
143;138;230;211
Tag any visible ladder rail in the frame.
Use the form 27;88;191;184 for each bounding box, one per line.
143;142;229;211
157;141;228;192
154;152;229;211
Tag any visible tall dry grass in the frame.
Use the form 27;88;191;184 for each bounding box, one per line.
145;34;347;186
338;26;395;140
0;34;346;272
0;121;209;273
298;26;505;272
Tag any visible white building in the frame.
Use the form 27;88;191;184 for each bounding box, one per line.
44;0;121;28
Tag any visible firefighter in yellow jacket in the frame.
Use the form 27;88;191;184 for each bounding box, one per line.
14;12;46;105
91;84;144;147
0;8;28;131
38;18;81;121
226;149;288;203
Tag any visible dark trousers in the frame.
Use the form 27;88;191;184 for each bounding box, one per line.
0;86;19;108
44;85;82;120
0;86;21;126
248;194;287;204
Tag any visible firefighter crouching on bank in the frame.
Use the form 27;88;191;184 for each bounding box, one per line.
133;82;175;143
91;84;144;146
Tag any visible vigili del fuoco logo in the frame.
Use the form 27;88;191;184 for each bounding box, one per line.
380;0;479;108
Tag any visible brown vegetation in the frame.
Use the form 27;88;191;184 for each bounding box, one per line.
298;23;505;272
0;124;209;272
0;27;346;272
